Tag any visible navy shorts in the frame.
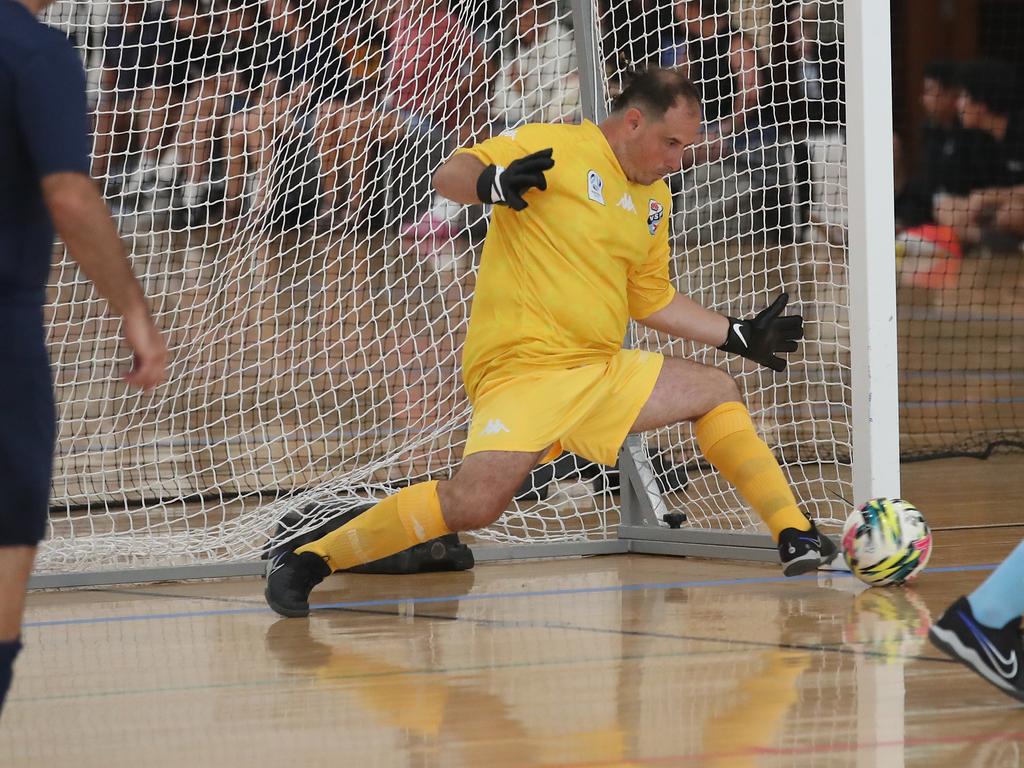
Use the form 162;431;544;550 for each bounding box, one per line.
0;307;55;547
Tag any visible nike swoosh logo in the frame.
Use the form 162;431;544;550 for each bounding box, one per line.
269;557;288;576
733;323;747;348
981;640;1018;679
965;610;1019;678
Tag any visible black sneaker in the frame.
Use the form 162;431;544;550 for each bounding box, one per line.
929;596;1024;703
265;551;332;618
778;524;839;577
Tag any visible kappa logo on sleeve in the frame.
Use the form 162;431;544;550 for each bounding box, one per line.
647;199;665;235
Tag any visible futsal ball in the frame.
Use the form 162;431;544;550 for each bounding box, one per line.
841;498;932;586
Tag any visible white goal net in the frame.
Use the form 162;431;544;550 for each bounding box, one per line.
37;0;852;575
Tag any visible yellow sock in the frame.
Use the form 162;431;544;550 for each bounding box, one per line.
695;402;810;542
295;480;451;572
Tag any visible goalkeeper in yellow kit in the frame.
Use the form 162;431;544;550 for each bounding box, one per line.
266;68;835;617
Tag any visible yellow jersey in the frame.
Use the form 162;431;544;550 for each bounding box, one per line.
457;120;675;400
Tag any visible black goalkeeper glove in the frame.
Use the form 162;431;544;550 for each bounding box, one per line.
476;148;554;211
718;293;803;372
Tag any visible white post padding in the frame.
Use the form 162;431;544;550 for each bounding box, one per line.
845;0;901;503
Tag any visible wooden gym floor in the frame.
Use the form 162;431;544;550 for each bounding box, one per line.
1;455;1023;768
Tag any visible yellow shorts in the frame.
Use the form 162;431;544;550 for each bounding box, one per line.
463;349;664;466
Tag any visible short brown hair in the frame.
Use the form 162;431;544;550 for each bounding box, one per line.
610;68;701;119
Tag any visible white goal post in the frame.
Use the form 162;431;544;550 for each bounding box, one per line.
30;0;897;588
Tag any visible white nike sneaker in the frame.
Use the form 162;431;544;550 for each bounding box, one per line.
929;596;1024;703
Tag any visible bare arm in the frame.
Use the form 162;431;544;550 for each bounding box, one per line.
637;293;729;347
969;185;1024;212
42;172;167;389
433;153;486;205
729;34;761;130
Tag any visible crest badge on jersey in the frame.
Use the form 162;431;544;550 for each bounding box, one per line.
587;170;605;205
647;199;664;235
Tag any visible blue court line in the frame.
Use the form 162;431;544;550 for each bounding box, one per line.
901;397;1024;407
902;371;1024;381
22;562;999;630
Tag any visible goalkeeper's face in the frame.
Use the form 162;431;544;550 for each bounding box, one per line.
626;101;701;185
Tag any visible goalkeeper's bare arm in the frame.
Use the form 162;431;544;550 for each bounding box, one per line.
433;154;486;204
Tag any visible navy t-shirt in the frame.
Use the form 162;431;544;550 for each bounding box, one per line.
0;0;91;305
992;113;1024;188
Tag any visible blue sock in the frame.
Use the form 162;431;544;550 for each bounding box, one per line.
968;539;1024;628
0;639;22;716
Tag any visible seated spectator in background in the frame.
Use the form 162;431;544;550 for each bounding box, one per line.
385;0;489;149
491;0;579;127
221;0;402;230
934;61;1024;250
661;0;763;163
388;0;489;244
403;0;580;249
172;0;273;224
601;0;663;73
784;0;844;132
115;0;220;209
92;0;159;185
784;0;845;240
660;0;780;242
896;60;978;228
223;0;302;223
313;0;405;229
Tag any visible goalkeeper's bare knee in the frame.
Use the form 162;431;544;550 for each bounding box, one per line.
438;450;543;531
701;367;742;415
437;478;510;531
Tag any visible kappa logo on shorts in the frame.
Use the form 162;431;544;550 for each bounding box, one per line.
481;419;511;436
587;170;605;205
647;199;665;235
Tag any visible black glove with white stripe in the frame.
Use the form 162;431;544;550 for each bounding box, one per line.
476;148;554;211
718;293;803;372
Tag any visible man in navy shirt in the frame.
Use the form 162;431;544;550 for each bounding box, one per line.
0;0;167;717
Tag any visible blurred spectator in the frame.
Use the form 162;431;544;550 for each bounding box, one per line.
314;0;404;229
401;0;578;250
92;0;160;185
223;0;302;223
115;0;219;209
661;0;761;148
602;0;663;73
491;0;579;127
783;0;845;239
388;0;489;244
385;0;489;148
784;0;844;131
895;60;978;228
222;0;402;230
172;0;271;224
660;0;781;243
934;61;1024;250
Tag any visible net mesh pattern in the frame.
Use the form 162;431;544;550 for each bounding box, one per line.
36;0;856;574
